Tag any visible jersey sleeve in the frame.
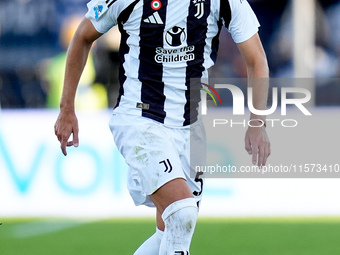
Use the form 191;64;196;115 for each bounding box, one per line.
85;0;117;34
226;0;260;43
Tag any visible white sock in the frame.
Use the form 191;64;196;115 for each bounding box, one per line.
159;198;198;255
133;228;163;255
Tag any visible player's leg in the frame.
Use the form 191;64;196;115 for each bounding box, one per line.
156;208;165;231
133;179;196;255
109;114;200;254
150;178;198;255
133;208;165;255
149;121;205;255
133;227;163;255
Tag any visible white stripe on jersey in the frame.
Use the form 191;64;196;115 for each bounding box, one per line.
117;2;143;116
203;0;220;70
162;0;191;126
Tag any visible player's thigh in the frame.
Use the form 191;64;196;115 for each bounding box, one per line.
181;120;206;206
150;178;193;214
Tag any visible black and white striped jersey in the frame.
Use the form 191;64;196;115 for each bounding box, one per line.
86;0;259;126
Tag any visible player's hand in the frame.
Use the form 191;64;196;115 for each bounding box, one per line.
54;109;79;156
245;125;270;167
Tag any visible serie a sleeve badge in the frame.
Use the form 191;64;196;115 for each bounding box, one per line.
87;0;109;20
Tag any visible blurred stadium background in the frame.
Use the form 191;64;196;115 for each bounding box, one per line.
1;0;340;254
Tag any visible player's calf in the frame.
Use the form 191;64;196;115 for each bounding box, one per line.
159;198;198;255
133;228;163;255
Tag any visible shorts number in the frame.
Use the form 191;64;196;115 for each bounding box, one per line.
193;171;203;196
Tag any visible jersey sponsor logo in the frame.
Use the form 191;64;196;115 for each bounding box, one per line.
165;26;186;47
154;45;195;63
193;0;205;19
143;11;164;24
151;0;162;10
154;25;196;63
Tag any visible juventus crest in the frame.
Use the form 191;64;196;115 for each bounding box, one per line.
193;0;205;19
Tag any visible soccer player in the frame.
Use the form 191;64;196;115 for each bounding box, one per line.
54;0;270;254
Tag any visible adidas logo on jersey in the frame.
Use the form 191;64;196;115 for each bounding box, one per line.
143;11;163;24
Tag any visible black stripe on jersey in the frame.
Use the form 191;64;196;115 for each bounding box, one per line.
106;0;117;8
115;0;140;108
210;19;223;63
139;0;168;123
183;0;211;125
220;0;232;28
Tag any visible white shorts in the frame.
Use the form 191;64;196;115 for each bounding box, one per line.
109;113;206;207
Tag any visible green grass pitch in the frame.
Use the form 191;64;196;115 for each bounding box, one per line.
1;217;340;255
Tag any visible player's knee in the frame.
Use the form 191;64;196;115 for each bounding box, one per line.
161;198;198;233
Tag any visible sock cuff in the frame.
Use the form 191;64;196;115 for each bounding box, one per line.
161;198;197;221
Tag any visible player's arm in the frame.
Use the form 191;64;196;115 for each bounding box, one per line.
237;33;270;167
54;18;102;156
